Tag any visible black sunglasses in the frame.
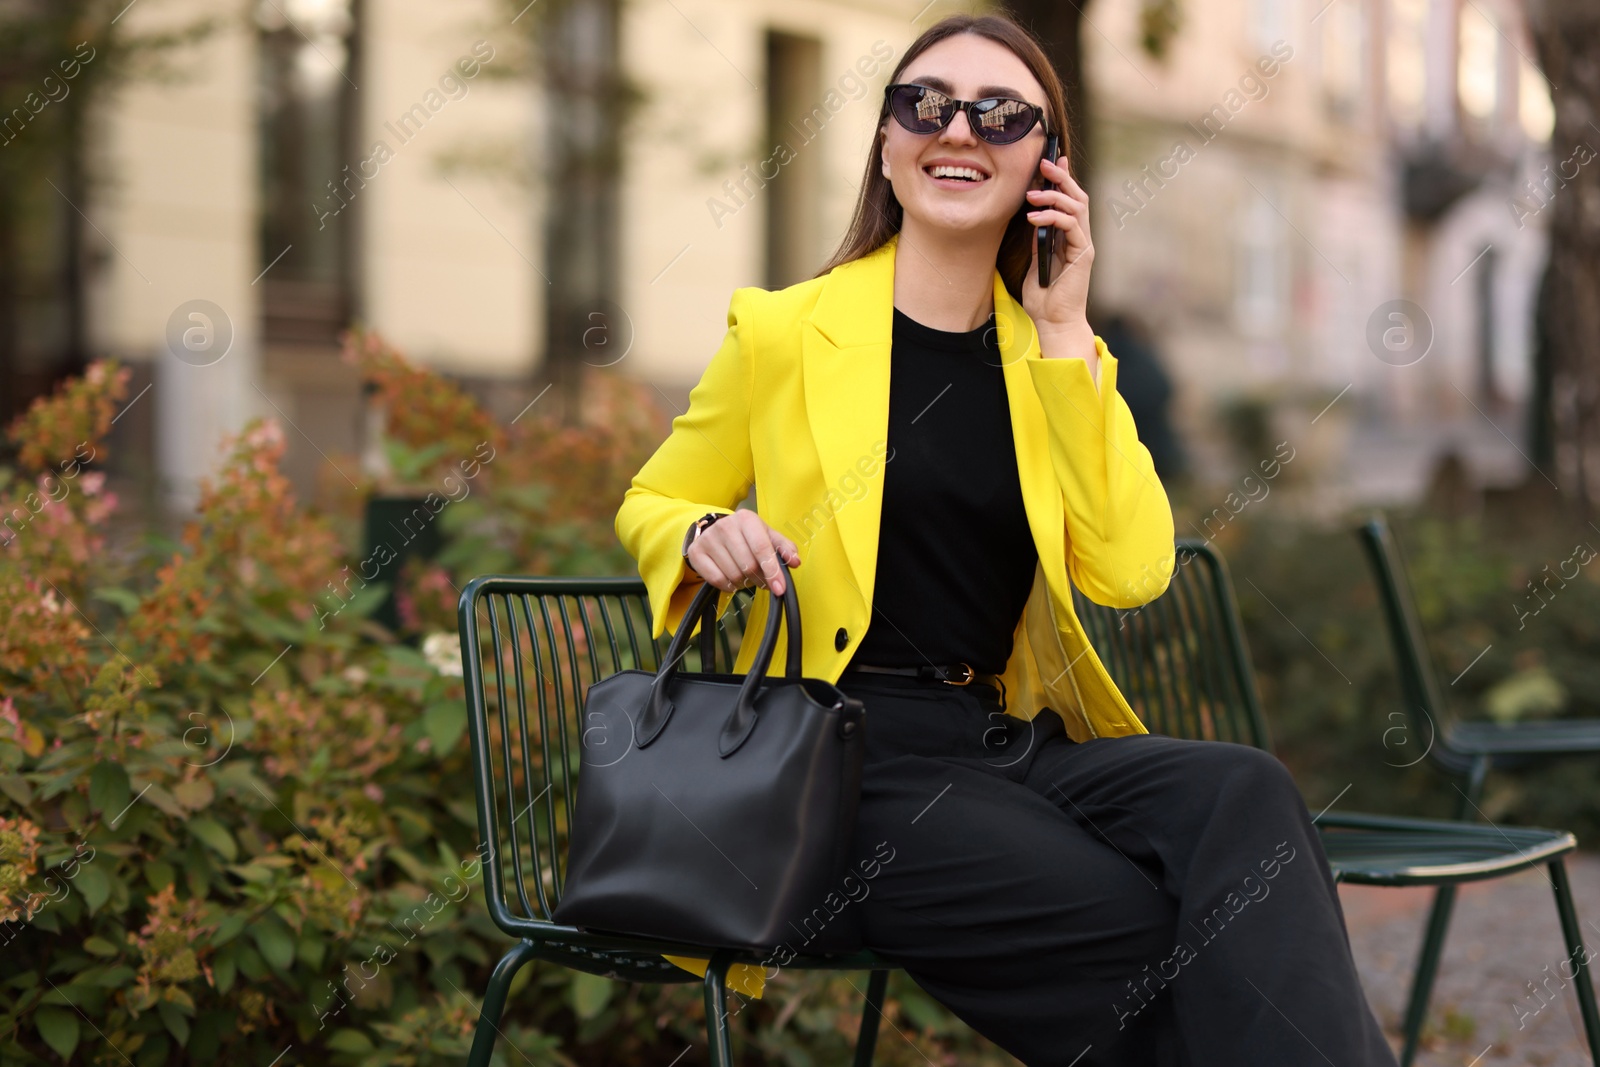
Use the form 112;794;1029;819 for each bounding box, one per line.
883;83;1047;145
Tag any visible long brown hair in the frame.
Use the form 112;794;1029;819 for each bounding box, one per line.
814;13;1071;303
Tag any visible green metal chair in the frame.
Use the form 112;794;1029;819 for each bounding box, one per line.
1354;512;1600;1062
1069;538;1600;1066
456;576;894;1067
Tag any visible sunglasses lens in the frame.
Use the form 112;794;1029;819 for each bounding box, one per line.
889;85;953;133
971;98;1038;144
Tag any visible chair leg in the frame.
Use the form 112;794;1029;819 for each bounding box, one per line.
1399;884;1458;1067
467;939;541;1067
851;969;890;1067
703;949;737;1067
1549;860;1600;1065
1452;756;1490;821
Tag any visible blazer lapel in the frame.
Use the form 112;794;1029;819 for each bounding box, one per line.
993;275;1068;605
800;235;1066;623
801;238;895;606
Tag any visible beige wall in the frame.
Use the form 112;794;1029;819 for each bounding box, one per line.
97;0;262;512
618;0;960;385
360;0;537;375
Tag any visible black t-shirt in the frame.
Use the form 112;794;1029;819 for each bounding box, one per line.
846;306;1039;675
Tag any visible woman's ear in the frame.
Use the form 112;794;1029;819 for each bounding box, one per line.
879;127;890;179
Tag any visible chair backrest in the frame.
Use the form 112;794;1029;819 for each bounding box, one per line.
456;575;754;932
1355;513;1469;777
1069;539;1273;751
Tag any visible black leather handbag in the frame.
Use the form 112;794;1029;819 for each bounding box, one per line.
552;560;868;953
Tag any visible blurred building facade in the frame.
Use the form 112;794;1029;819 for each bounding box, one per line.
70;0;1557;512
1086;0;1554;508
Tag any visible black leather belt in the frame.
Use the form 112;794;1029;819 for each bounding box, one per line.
846;662;1000;687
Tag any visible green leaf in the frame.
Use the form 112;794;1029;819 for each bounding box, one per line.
87;965;135;988
89;762;131;820
159;1001;190;1047
213;948;237;994
226;863;274;884
423;701;467;754
385;845;430;883
251;915;295;972
172;777;215;812
569;972;615;1020
187;817;237;861
234;941;267;982
144;859;175;891
34;1007;78;1059
142;782;187;819
73;865;111;915
83;936;120;957
0;773;33;806
297;932;326;970
211;911;248;947
92;587;143;615
326;1029;374;1053
1483;666;1567;724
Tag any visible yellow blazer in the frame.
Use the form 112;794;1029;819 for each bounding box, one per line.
613;233;1176;991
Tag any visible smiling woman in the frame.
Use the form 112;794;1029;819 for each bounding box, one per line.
612;12;1401;1066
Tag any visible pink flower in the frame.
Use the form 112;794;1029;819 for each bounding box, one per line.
0;698;20;744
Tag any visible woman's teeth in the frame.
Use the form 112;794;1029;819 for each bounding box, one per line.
926;165;986;182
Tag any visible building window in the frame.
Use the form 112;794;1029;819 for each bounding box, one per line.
1251;0;1296;54
1235;182;1290;338
1319;0;1366;121
1386;0;1428;131
256;0;358;344
1456;2;1499;128
764;31;823;290
1518;57;1553;142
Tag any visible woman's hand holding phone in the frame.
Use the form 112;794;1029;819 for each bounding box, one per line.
1020;148;1098;363
685;510;800;596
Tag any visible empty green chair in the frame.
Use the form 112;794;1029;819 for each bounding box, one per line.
1352;513;1600;1062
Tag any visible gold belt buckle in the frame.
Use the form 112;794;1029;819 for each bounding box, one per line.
943;663;975;686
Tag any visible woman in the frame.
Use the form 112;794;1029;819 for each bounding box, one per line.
616;13;1398;1066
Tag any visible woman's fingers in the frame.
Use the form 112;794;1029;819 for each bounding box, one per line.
1040;156;1086;202
770;528;801;567
689;511;800;595
1025;185;1083;212
734;515;789;595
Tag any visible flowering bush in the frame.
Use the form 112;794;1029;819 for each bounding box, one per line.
0;347;1015;1067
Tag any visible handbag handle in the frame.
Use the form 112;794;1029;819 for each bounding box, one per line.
679;568;801;676
637;560;802;753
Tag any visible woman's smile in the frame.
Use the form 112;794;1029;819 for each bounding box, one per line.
922;158;992;189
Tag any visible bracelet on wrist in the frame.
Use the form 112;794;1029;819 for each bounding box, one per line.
681;511;727;566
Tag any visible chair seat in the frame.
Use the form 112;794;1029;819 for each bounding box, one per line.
531;942;707;983
523;934;899;983
1448;717;1600;755
1317;811;1576;886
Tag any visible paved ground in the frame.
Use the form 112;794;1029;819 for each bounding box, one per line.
1341;850;1600;1065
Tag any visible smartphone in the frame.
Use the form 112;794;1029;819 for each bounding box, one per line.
1037;133;1062;288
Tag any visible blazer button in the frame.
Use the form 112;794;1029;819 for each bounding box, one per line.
834;627;849;651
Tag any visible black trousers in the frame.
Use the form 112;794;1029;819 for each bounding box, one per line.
835;670;1400;1067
